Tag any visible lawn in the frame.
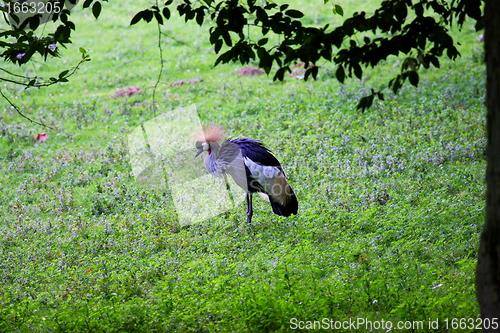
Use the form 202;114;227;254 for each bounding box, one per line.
0;0;486;332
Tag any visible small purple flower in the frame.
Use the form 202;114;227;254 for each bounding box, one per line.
48;44;57;51
16;53;26;60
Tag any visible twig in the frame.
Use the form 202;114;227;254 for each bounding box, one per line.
152;0;164;117
0;56;89;88
0;67;34;79
113;41;163;68
159;31;197;50
0;88;54;130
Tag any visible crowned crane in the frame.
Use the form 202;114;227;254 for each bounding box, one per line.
194;125;298;224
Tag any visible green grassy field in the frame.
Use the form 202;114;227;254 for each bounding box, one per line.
0;1;486;332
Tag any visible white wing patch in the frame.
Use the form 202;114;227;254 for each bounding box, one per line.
243;157;291;205
244;157;281;183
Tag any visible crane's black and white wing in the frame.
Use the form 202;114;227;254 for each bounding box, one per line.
231;138;298;216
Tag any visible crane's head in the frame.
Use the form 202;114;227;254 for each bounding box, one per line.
194;141;210;158
193;124;225;158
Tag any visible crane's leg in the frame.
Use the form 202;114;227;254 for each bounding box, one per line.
246;192;253;224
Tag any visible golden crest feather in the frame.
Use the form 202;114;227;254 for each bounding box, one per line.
193;123;225;143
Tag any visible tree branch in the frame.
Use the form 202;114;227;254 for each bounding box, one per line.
0;55;90;88
152;0;164;117
0;88;54;130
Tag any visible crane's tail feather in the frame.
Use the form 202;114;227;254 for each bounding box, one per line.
268;185;298;217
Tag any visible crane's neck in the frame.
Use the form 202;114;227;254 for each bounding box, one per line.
204;141;221;175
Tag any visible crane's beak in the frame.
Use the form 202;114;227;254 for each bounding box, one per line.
194;147;203;158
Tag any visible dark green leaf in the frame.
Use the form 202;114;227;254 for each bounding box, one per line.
356;94;374;112
402;57;418;71
446;46;460;59
274;53;282;67
214;39;223;53
475;19;483;32
257;38;268;46
154;10;163;25
29;15;40;30
222;31;232;47
83;0;93;9
60;12;68;23
11;13;20;24
273;67;286;81
58;70;69;78
264;2;277;10
214;50;232;66
185;7;195;21
92;1;102;19
130;11;144;25
335;65;345;83
428;55;440;68
162;7;171;19
352;63;362;80
389;75;402;94
66;21;76;30
285;9;303;18
210;27;220;44
408;71;419;87
465;0;482;20
239;50;249;64
320;46;332;61
304;66;318;81
255;7;268;23
417;52;426;68
143;10;154;23
195;8;204;26
257;48;273;73
334;4;343;16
